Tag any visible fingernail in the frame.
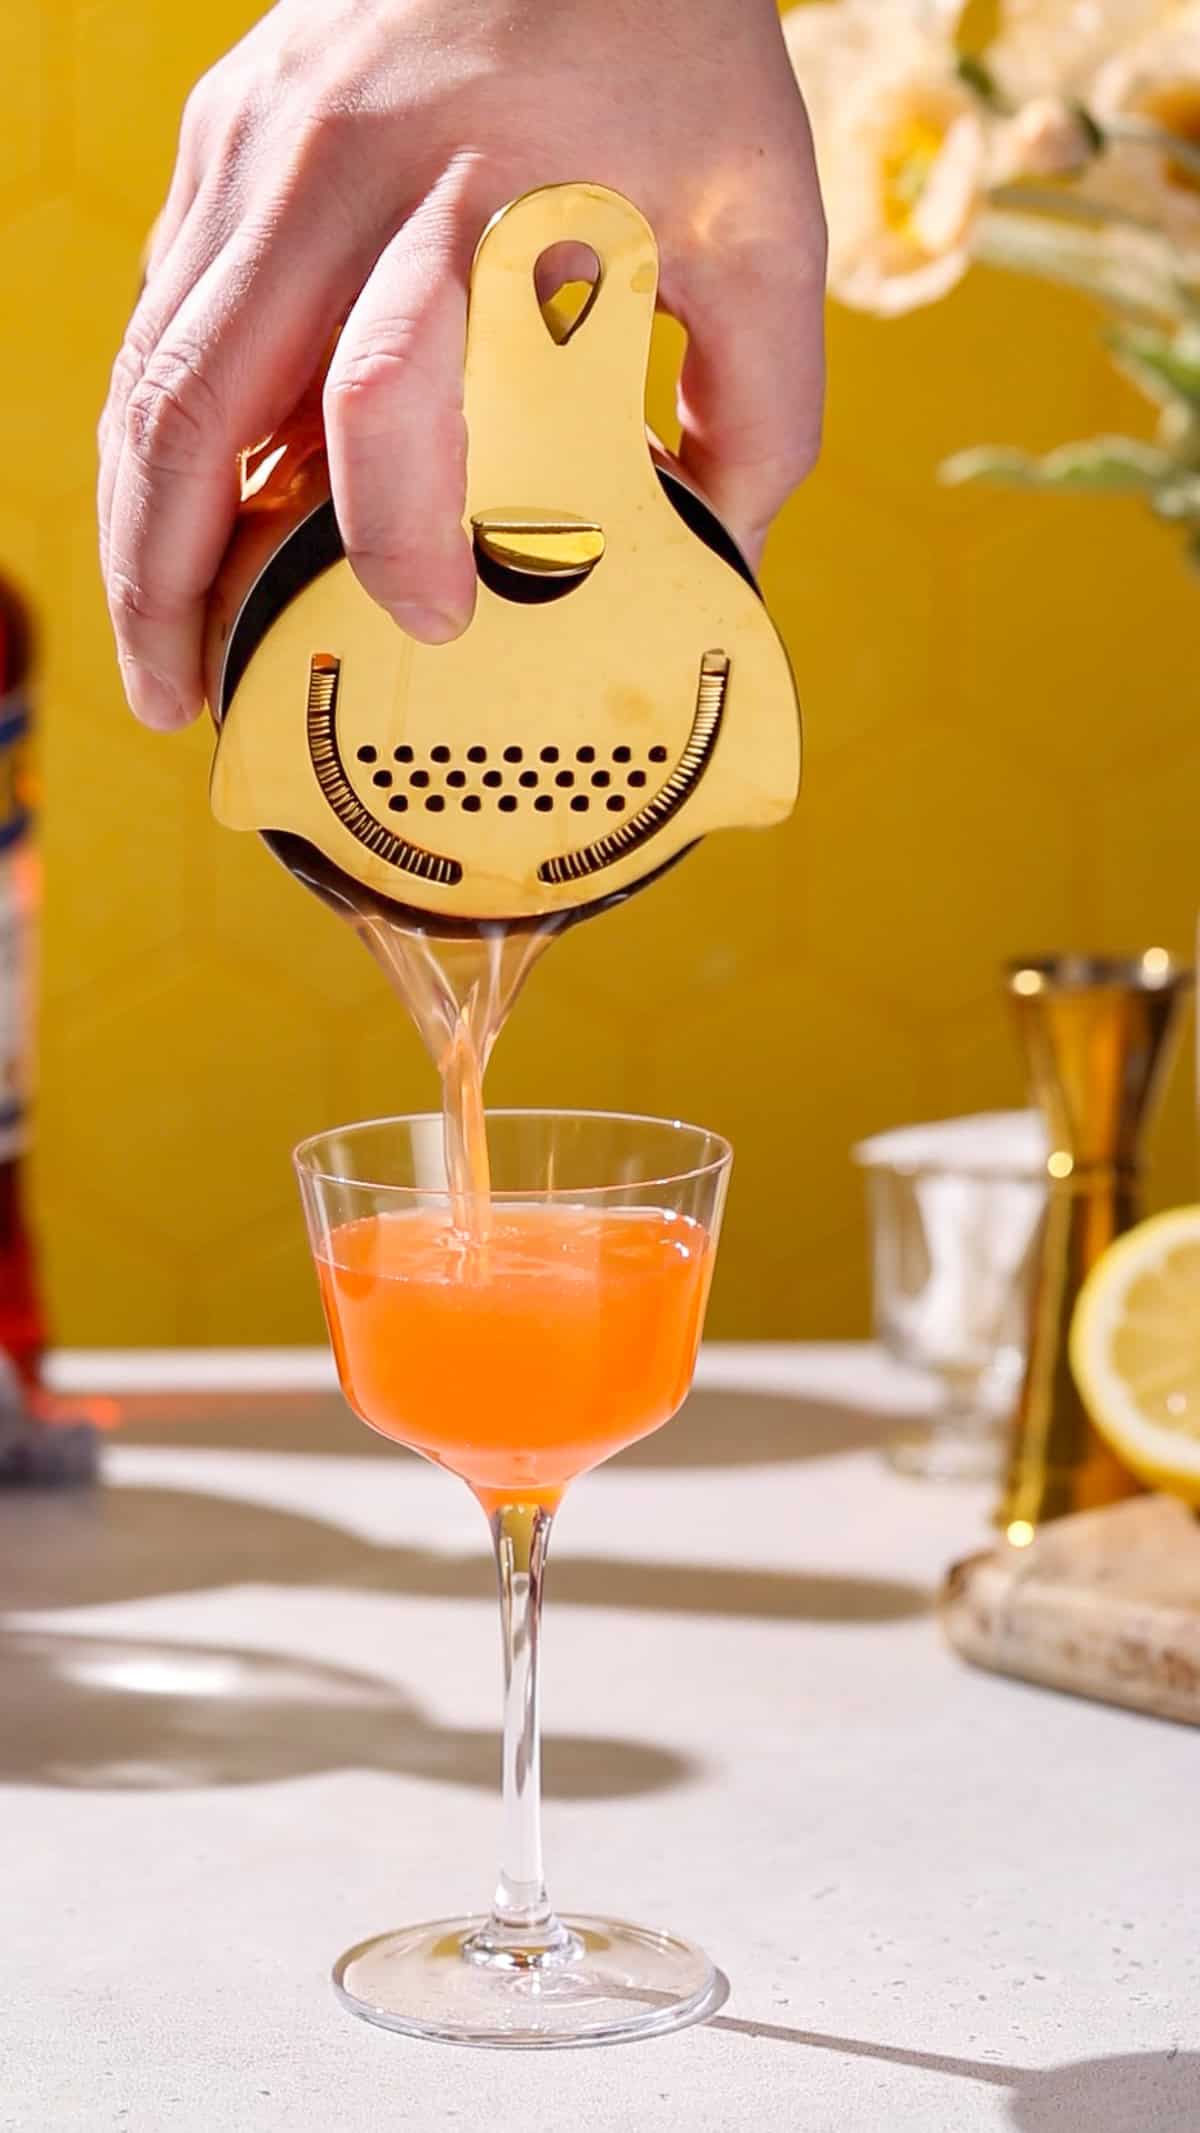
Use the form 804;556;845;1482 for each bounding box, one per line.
120;659;185;730
387;602;470;646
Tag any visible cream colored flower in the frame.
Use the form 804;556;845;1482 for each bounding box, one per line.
996;95;1099;178
988;0;1179;102
784;3;990;314
1083;2;1200;248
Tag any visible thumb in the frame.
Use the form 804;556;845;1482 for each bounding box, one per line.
324;200;476;644
673;257;825;568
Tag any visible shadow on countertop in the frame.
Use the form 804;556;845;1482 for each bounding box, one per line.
110;1379;912;1469
0;1481;927;1623
709;2017;1199;2133
0;1626;691;1797
0;1377;925;1794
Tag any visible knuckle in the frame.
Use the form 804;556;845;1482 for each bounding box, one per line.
325;328;438;425
106;563;173;632
101;311;159;435
125;344;222;474
775;404;824;490
211;96;262;179
180;68;219;149
755;424;820;499
778;432;821;495
181;53;240;135
104;334;149;422
300;92;358;147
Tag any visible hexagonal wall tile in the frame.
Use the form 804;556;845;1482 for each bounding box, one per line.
0;5;47;202
40;725;198;1007
12;0;1197;1348
36;1189;187;1346
40;948;336;1253
822;266;1147;500
205;824;401;1015
189;1206;323;1345
949;498;1199;779
1081;731;1200;955
787;722;1084;1031
0;200;138;500
767;468;942;759
72;0;258;224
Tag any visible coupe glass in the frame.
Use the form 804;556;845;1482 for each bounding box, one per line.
295;1108;731;2048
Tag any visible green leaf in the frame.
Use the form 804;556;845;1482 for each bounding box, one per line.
1109;325;1200;408
976;210;1195;322
1071;100;1106;158
941;447;1042;488
956;54;1003;109
941;436;1172;491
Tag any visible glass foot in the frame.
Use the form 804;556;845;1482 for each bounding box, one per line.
333;1914;722;2048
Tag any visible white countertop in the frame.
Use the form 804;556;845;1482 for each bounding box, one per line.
5;1345;1198;2131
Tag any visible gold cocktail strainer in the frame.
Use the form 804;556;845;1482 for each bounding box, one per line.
205;182;801;926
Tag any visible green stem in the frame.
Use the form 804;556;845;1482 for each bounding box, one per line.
1104;116;1200;185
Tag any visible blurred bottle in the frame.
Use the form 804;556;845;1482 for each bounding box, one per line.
0;581;44;1374
0;571;100;1483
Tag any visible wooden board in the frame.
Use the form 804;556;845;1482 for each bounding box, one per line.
940;1494;1200;1724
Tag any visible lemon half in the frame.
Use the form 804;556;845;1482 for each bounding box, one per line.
1070;1205;1200;1505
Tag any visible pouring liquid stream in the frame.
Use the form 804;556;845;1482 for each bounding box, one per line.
270;833;563;1252
354;912;562;1249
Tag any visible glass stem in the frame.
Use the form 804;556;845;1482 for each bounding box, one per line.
462;1501;579;1970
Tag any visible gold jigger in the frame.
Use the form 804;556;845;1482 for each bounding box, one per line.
1000;950;1193;1532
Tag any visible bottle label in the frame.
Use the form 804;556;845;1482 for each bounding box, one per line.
0;855;30;1161
0;687;31;855
0;695;33;1160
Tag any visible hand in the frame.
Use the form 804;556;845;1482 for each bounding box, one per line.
99;0;826;729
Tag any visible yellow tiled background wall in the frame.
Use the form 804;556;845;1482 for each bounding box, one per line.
4;1;1196;1345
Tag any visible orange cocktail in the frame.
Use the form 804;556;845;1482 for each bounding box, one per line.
317;1203;713;1510
296;1111;731;2047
